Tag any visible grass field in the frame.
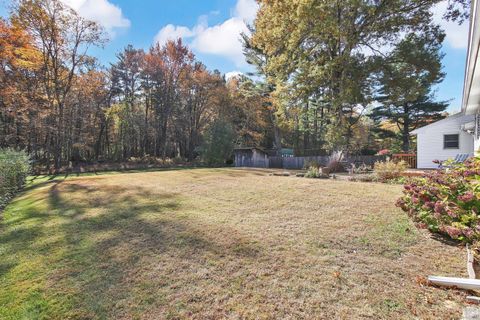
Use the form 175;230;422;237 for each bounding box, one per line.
0;168;468;319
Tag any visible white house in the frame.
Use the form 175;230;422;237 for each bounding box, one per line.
463;0;480;153
411;113;475;168
412;0;480;168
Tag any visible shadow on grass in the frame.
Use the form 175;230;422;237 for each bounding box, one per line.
0;178;262;318
24;167;269;191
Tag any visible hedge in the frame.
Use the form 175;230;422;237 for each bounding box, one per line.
0;149;30;209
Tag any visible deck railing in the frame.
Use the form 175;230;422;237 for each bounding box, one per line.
392;153;417;169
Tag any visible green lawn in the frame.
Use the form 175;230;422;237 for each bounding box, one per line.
0;168;467;319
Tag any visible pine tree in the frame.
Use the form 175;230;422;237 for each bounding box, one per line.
370;29;448;152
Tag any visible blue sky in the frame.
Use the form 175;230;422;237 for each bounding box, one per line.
0;0;469;112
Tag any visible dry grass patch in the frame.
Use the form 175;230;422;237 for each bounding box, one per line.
0;168;467;319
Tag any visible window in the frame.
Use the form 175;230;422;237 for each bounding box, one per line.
444;134;459;149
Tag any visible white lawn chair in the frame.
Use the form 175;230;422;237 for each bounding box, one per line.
437;153;471;169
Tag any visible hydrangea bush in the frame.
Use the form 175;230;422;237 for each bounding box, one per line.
396;157;480;244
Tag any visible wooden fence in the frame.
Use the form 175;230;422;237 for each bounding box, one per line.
392;154;417;169
267;155;387;170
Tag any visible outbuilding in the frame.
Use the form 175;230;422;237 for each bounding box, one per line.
411;113;475;169
234;147;269;168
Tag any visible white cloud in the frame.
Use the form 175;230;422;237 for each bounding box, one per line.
432;0;468;49
152;0;259;67
192;17;249;65
60;0;130;35
225;71;244;80
154;24;196;46
234;0;259;24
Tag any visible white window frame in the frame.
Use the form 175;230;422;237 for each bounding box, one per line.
444;133;460;149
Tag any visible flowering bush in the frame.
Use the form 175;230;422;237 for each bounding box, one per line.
374;160;407;181
377;149;391;156
396;157;480;244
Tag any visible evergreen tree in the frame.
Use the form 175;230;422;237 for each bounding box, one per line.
371;29;448;152
251;0;447;152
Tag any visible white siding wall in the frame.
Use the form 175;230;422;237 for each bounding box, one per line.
475;114;480;155
416;115;475;169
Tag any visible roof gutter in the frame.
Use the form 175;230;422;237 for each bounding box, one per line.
462;0;480;115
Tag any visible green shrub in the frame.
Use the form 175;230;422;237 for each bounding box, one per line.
305;166;329;179
0;149;30;209
128;156;175;166
396;157;480;244
374;160;407;181
201;119;235;166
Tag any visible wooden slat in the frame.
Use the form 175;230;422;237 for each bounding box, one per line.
392;154;417;169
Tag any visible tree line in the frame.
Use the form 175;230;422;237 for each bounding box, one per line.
0;0;273;169
0;0;470;170
246;0;467;154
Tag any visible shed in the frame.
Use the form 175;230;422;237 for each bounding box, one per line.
411;113;475;169
234;147;269;168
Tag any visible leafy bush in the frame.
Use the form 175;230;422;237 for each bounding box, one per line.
128;156;175;166
374;160;407;181
304;166;329;179
326;151;344;173
0;149;30;209
396;157;480;244
349;163;372;174
201;119;235;166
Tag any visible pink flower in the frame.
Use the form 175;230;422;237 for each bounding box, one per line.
449;184;458;191
464;170;475;177
434;201;445;214
420;194;431;202
445;226;462;238
396;198;406;209
422;201;435;210
377;149;390;156
463;228;474;238
416;222;428;229
447;210;458;218
458;192;475;202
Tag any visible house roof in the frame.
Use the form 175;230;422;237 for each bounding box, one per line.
462;0;480;115
410;113;475;135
